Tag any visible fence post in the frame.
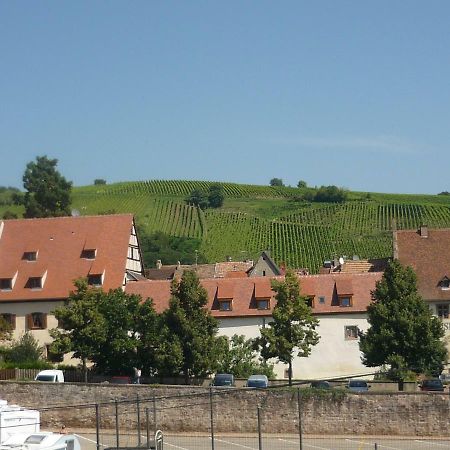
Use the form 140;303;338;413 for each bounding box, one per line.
145;408;150;449
136;394;141;447
209;387;215;450
297;388;303;450
115;399;119;450
257;406;262;450
153;394;157;434
95;403;100;450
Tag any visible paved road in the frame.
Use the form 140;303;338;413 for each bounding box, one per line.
74;432;450;450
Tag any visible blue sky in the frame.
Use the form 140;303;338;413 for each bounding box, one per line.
1;1;449;194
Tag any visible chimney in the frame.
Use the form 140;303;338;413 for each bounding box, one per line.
419;225;428;238
156;260;162;270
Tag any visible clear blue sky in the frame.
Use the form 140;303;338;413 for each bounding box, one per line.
1;1;449;194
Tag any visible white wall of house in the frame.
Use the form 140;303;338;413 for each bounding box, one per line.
217;313;371;380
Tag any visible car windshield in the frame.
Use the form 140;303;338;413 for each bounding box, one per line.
213;375;233;386
349;380;367;387
423;380;442;387
36;375;55;381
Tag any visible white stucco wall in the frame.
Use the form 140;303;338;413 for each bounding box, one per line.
217;313;371;380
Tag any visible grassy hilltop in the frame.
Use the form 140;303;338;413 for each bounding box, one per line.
3;180;450;273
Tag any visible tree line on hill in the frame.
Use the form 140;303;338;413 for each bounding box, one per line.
270;178;348;203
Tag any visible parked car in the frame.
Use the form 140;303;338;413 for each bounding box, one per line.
34;370;64;383
347;379;369;392
246;375;269;388
420;379;445;392
211;373;235;387
310;380;332;389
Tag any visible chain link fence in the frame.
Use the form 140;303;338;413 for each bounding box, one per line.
10;386;450;450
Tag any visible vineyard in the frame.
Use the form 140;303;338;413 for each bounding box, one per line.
3;180;450;272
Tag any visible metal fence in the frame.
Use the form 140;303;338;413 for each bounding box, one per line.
12;387;450;450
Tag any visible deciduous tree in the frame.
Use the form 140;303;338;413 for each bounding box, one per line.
360;260;447;382
22;156;72;218
162;270;220;383
253;271;319;386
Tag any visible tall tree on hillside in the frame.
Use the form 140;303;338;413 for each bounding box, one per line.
253;270;319;386
208;184;225;208
22;155;72;218
162;270;220;383
360;260;447;384
186;189;209;209
269;178;284;187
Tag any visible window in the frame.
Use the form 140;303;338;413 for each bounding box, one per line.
0;314;16;330
23;251;37;261
27;312;47;330
339;296;352;307
437;304;449;319
219;300;232;311
256;299;270;310
439;278;450;290
81;249;96;259
344;325;359;340
0;278;12;291
26;277;42;289
305;297;314;308
318;296;325;304
262;270;266;276
88;274;103;286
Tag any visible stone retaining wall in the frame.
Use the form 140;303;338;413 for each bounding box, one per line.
1;382;448;436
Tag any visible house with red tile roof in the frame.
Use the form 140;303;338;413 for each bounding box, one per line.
395;226;450;364
126;272;382;380
0;214;144;362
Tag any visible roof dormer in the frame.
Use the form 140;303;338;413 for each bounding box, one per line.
23;250;38;262
439;276;450;290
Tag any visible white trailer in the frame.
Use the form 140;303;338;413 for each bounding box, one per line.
0;402;40;443
0;432;80;450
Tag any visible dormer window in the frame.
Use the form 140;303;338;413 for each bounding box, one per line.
23;251;37;261
26;277;42;289
0;279;12;291
439;277;450;290
256;299;270;310
305;296;315;308
88;273;103;286
339;296;352;307
218;299;232;311
81;249;96;259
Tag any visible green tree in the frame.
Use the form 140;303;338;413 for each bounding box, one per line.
186;189;209;209
253;271;319;386
208;184;225;208
22;156;72;218
216;334;275;378
50;279;107;381
270;178;284;187
162;270;220;383
360;260;447;383
51;279;161;379
314;185;347;203
7;332;45;364
297;180;307;188
94;179;107;185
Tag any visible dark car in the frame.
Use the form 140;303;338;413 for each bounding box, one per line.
212;373;235;387
347;379;369;392
420;379;445;392
247;375;269;388
310;380;332;389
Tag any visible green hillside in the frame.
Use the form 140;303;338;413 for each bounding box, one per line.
3;180;450;273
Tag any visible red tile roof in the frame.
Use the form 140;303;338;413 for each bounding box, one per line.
395;228;450;301
125;272;382;317
0;215;134;302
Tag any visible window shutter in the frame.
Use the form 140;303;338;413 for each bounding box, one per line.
42;313;47;329
11;314;16;330
26;314;32;330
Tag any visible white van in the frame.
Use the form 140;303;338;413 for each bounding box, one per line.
34;370;64;383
